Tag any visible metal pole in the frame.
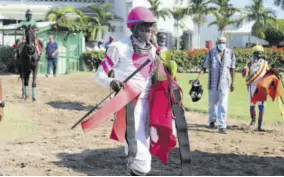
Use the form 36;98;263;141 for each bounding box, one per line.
2;31;4;46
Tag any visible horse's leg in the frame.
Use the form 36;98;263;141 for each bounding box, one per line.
24;71;30;98
32;63;38;101
21;72;25;99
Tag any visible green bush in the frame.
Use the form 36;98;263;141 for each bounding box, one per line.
0;46;17;72
168;48;284;73
169;49;206;72
81;50;105;71
81;47;284;74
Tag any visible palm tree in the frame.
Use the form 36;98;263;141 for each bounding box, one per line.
237;0;276;43
190;0;212;48
274;0;284;9
209;0;239;15
169;7;189;50
207;0;239;36
208;11;236;35
87;3;114;41
147;0;170;21
45;6;88;32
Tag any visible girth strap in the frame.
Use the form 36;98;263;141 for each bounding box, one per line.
125;100;137;166
171;87;192;176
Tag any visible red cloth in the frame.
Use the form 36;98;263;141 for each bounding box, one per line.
251;73;283;104
149;79;176;164
81;83;141;132
109;79;178;164
83;71;181;164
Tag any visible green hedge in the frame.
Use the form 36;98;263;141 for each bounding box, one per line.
171;48;284;72
81;48;284;73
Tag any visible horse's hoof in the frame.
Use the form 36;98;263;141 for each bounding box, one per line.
32;98;36;102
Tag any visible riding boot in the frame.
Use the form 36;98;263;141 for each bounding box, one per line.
258;104;264;131
257;117;263;131
249;105;256;126
249;117;256;126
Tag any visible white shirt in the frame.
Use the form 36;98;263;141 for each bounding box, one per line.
94;36;156;98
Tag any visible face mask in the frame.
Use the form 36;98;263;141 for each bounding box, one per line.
158;41;166;46
134;23;153;43
217;44;226;51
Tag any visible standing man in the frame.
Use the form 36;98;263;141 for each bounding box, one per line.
196;36;236;134
45;35;58;77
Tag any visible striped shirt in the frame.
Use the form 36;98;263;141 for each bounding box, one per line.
202;47;236;90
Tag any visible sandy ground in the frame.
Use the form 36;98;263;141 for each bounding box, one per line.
0;74;283;176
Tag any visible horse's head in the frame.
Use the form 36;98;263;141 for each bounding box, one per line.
25;28;36;46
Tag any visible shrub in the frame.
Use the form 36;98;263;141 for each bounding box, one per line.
0;46;17;72
169;47;284;73
81;50;105;71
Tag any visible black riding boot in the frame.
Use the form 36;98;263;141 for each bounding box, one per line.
249;117;256;126
258;117;264;131
249;106;256;126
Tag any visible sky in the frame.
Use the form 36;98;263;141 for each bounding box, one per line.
231;0;284;18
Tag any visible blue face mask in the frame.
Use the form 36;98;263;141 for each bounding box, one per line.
158;41;166;46
217;44;226;51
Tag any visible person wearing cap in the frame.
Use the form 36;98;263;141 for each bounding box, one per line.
17;9;42;58
92;6;191;176
242;45;269;131
19;9;38;31
196;36;236;134
104;36;114;51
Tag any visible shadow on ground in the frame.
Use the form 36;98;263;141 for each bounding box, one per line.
54;147;284;176
47;101;93;111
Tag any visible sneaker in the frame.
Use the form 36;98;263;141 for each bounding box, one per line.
128;169;146;176
208;122;215;129
219;128;227;134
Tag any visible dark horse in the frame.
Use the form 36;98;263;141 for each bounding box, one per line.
18;28;39;101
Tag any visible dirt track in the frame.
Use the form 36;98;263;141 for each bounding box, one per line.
0;73;284;176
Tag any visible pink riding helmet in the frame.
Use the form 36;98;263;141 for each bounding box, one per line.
127;6;156;28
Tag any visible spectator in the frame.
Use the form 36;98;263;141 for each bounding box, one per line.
45;35;58;77
196;36;236;134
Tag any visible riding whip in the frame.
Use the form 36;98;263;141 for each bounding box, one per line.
71;58;151;129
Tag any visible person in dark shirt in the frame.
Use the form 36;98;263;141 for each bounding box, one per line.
45;35;58;77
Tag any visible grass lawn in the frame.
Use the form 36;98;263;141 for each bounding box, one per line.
61;71;284;125
177;73;284;125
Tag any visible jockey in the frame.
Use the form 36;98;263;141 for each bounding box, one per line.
95;7;157;175
92;6;191;176
242;45;269;131
18;9;42;57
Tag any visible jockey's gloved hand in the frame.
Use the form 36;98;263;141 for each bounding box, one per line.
110;80;124;94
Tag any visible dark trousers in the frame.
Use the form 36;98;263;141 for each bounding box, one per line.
47;58;57;75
